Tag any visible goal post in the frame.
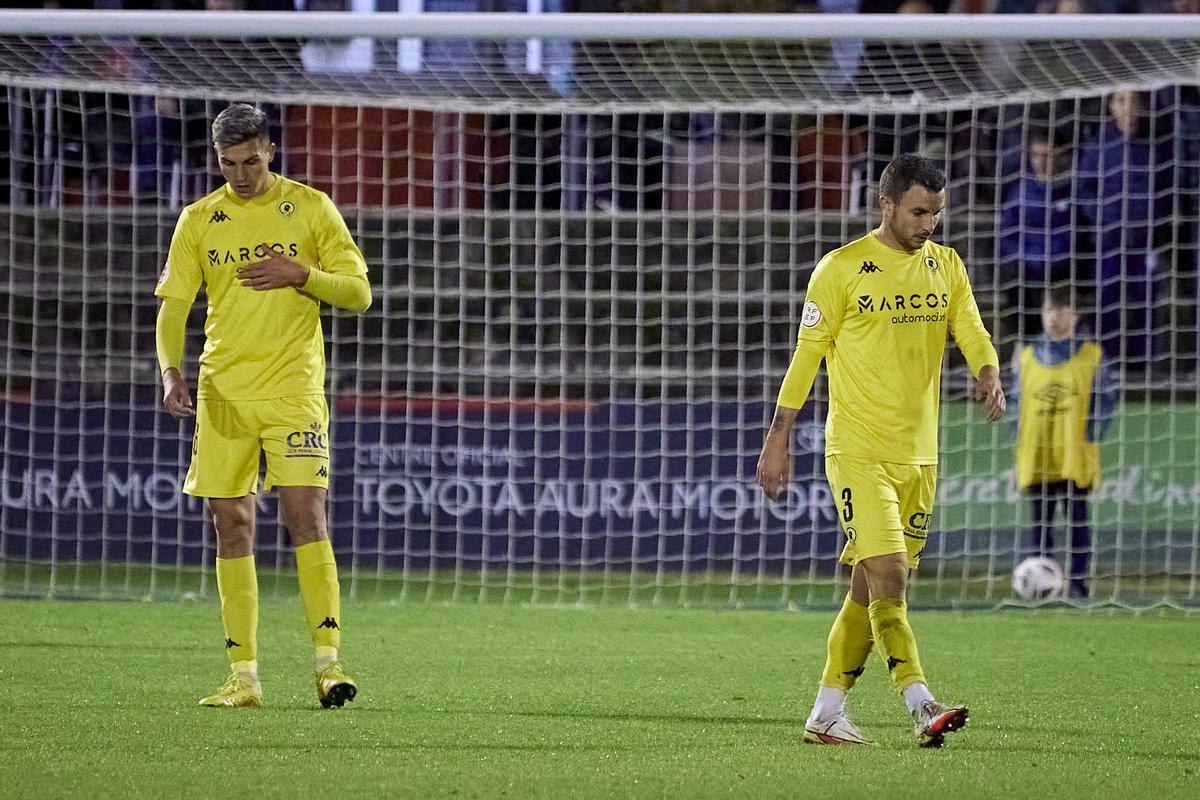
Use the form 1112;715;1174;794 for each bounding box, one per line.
1;11;1198;609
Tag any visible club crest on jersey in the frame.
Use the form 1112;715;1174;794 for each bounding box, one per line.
801;300;822;327
279;200;296;217
924;256;939;272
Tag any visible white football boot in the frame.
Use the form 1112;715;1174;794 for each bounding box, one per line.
803;713;875;745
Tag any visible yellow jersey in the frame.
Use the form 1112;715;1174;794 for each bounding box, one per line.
154;175;368;401
1014;342;1102;489
795;231;998;464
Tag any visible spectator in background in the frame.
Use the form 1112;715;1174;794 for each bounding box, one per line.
1077;89;1174;366
1010;284;1118;601
997;125;1094;339
135;0;286;205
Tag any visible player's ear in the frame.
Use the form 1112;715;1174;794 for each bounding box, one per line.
267;141;277;164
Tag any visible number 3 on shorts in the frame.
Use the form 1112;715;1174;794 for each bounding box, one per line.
841;487;853;522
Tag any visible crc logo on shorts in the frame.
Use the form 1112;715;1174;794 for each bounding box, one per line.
286;421;328;456
907;512;932;533
844;526;857;542
801;301;822;327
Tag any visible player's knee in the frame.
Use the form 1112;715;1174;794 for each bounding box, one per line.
209;499;255;555
860;554;908;602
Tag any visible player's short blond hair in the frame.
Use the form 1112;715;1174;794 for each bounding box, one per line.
211;103;269;150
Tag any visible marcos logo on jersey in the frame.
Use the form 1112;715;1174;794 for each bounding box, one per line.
856;292;949;314
207;242;300;266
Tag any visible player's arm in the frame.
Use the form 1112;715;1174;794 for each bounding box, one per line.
157;299;194;418
757;259;842;501
1087;353;1120;442
237;193;371;313
155;207;202;419
237;241;371;313
305;192;371;313
1006;347;1022;437
946;252;1005;422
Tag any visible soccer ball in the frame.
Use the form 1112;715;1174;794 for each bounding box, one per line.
1011;556;1065;601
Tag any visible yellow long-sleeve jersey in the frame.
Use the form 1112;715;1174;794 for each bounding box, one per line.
154;175;369;400
777;231;999;464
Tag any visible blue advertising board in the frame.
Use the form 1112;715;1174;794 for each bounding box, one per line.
0;396;846;572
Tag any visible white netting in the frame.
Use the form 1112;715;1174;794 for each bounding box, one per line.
0;12;1197;609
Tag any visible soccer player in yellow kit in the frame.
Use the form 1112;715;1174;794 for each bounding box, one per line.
757;154;1006;747
155;104;371;709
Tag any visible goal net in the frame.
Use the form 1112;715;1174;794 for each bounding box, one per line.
1;11;1198;609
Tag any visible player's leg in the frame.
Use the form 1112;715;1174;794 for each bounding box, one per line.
1026;482;1055;558
804;455;905;745
276;485;340;661
184;399;264;707
804;565;874;744
201;496;264;706
276;485;356;708
1066;482;1092;599
264;396;356;708
887;463;967;747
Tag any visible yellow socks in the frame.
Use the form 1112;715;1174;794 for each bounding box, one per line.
216;555;258;670
295;539;342;663
867;598;926;691
820;594;875;691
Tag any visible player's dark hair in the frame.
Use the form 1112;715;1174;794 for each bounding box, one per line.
1043;282;1090;312
879;153;946;202
1029;125;1071;151
211;103;269;150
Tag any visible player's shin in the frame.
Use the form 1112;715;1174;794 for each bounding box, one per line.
867;598;926;697
216;555;259;676
811;594;874;722
295;539;342;670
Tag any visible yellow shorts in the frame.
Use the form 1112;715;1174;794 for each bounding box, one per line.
824;454;937;570
184;395;330;498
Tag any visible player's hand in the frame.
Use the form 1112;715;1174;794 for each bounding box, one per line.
975;364;1006;423
238;243;310;291
162;368;195;418
756;433;792;502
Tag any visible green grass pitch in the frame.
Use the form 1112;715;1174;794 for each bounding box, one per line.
5;600;1199;799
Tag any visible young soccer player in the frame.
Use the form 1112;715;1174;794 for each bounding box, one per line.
155;103;372;708
756;154;1005;747
1011;284;1118;600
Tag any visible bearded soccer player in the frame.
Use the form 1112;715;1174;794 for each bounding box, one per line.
155;103;371;709
756;154;1005;747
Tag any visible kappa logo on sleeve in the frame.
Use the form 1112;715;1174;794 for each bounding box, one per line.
801;300;822;327
158;261;171;285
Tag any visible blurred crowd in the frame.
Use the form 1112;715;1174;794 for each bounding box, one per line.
1;0;1198;388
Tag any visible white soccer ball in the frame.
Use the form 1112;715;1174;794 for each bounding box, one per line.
1011;556;1065;601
